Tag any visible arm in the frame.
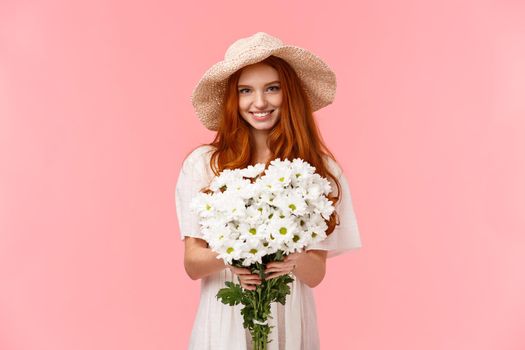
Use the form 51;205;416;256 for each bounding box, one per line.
183;237;227;280
184;237;263;288
265;250;328;288
294;250;327;288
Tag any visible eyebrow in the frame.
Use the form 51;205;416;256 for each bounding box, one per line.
237;80;281;88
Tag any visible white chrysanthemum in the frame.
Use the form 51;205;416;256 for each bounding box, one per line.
219;193;248;220
309;173;332;195
209;169;243;192
289;158;316;186
310;195;335;220
200;212;229;227
190;192;219;218
204;224;233;250
305;226;328;245
258;158;293;192
308;212;326;225
212;174;255;200
304;214;329;244
237;222;264;240
266;215;298;246
261;238;278;256
239;163;266;178
232;178;258;199
272;190;308;216
218;238;244;265
245;203;271;226
303;182;322;201
283;230;305;254
240;237;267;265
257;189;276;206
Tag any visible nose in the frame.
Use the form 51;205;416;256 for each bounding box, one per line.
253;91;268;109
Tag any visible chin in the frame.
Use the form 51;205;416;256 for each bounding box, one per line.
254;121;278;131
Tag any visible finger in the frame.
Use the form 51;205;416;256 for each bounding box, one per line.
240;276;261;284
231;265;249;271
266;271;292;280
266;261;285;269
241;281;261;287
284;256;299;264
272;266;293;274
240;279;261;289
265;262;285;271
235;274;259;288
230;267;252;275
266;264;293;274
240;273;262;281
266;268;292;277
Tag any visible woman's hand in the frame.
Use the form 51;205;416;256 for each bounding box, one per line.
264;252;303;280
228;265;262;291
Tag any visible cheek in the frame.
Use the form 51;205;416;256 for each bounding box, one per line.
272;94;283;108
238;97;249;112
237;101;251;122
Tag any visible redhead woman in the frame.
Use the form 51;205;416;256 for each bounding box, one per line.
175;32;362;350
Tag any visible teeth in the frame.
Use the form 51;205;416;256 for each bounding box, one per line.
253;111;271;117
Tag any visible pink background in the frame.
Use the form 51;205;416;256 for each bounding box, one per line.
1;0;524;349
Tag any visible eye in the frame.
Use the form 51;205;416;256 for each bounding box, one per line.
268;85;280;92
238;88;250;94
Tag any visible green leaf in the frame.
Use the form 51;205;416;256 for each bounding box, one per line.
273;275;294;305
216;281;244;306
241;304;255;329
274;250;285;261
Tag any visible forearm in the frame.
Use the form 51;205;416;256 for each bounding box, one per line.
184;238;227;280
293;250;327;288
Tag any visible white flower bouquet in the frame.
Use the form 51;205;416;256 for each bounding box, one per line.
190;158;335;349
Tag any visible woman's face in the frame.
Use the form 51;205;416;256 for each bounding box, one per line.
237;63;283;131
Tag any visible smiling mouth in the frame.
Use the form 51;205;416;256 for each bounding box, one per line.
250;110;274;119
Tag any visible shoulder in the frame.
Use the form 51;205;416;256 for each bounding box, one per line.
180;144;217;180
322;155;343;179
182;144;215;168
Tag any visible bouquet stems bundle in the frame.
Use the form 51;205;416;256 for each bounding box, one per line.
217;251;293;349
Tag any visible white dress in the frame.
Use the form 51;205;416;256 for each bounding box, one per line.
175;145;362;350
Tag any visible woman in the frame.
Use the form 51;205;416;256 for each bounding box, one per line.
175;32;362;350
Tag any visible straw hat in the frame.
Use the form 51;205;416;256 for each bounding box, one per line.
190;32;337;131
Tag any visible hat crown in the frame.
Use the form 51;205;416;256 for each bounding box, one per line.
224;32;284;61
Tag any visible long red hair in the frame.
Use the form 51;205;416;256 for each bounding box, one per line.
196;55;342;234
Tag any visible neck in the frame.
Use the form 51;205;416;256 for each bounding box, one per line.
251;129;272;164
